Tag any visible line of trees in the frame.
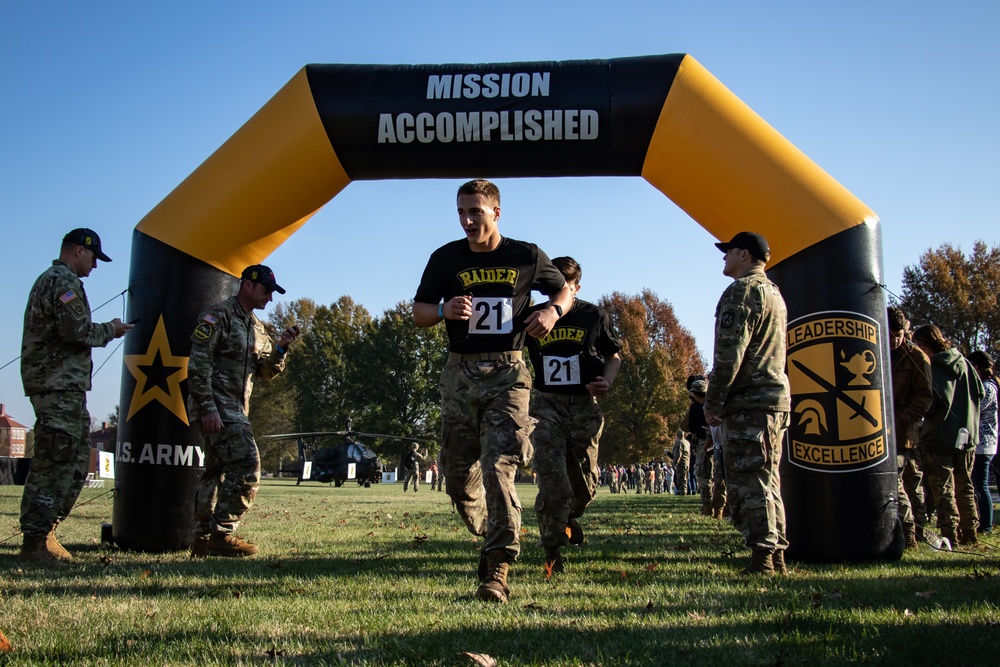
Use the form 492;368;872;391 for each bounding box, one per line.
249;291;705;472
899;240;1000;359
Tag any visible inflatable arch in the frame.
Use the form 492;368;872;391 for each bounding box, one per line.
116;54;895;561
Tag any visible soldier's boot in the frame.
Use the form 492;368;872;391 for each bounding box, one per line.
711;507;724;520
190;534;211;559
46;528;73;561
205;532;259;557
771;550;788;575
476;551;511;603
566;518;584;546
544;547;564;574
904;527;919;550
958;527;979;547
741;548;775;576
19;534;69;566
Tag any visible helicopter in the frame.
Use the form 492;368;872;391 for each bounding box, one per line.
261;419;435;487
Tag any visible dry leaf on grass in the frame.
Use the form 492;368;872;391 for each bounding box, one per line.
0;628;11;652
645;562;659;572
462;651;497;666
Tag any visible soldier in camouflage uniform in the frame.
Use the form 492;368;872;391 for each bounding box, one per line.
887;307;932;548
671;432;690;495
19;228;132;565
401;442;425;492
709;423;728;518
704;232;791;576
526;257;621;573
187;265;300;558
685;378;714;514
413;179;572;603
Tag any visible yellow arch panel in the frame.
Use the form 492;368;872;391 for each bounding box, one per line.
642;55;877;266
136;68;351;276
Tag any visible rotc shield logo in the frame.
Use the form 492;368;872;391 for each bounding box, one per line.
786;310;889;472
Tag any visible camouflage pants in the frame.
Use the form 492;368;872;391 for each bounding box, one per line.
918;447;978;536
711;443;727;511
20;391;91;537
403;465;420;491
531;392;602;549
953;448;979;536
674;460;689;495
193;422;261;535
695;439;714;510
440;355;532;562
896;448;916;539
723;410;789;552
902;447;928;532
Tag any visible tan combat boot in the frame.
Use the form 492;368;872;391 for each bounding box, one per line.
711;507;724;520
19;533;69;566
47;528;73;561
205;532;259;557
476;551;511;603
741;548;775;576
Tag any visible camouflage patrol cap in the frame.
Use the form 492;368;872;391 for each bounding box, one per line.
715;231;770;262
241;264;286;294
689;380;708;395
63;228;111;262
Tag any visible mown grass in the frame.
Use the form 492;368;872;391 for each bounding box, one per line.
1;481;999;666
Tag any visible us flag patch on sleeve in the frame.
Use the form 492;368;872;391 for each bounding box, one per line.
59;290;78;304
202;314;217;324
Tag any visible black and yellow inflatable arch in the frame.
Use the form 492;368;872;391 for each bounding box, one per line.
116;54;895;561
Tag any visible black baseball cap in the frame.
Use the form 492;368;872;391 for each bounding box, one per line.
241;264;286;294
63;228;111;262
715;231;770;262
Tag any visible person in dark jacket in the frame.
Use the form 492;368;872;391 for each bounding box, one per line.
912;324;984;547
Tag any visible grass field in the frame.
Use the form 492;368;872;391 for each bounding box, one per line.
1;480;999;666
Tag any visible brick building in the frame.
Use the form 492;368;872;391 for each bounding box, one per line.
0;403;28;458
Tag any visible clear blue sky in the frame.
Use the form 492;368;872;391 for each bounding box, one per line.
1;1;997;429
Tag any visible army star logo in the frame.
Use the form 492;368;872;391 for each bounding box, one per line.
124;315;190;424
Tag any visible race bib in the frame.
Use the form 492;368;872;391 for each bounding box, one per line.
469;297;513;335
543;355;581;385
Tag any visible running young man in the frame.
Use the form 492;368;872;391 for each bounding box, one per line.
413;179;572;603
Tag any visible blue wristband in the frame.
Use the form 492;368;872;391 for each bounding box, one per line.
438;302;444;319
275;344;286;355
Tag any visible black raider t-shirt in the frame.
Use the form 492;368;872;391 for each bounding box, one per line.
525;298;622;395
414;237;565;354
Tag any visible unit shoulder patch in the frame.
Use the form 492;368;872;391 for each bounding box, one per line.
194;322;214;340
